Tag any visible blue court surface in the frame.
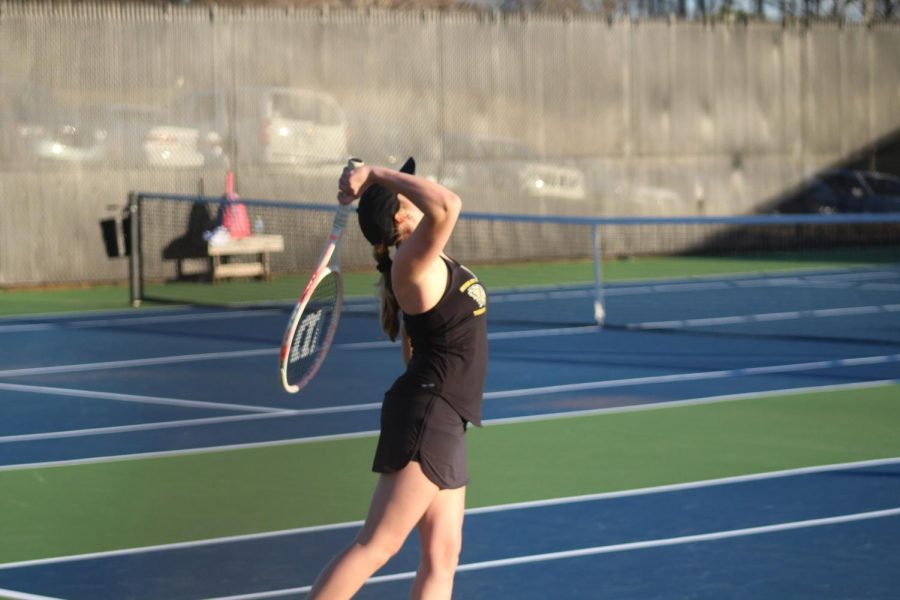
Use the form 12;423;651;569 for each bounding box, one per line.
1;266;899;599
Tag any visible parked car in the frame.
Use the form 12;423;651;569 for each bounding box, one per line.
347;114;440;169
144;91;222;168
238;87;348;166
778;169;900;214
145;87;348;168
101;104;163;168
0;78;58;168
347;122;587;203
438;133;586;201
29;103;109;165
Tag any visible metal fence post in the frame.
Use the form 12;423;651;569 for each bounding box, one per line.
592;223;605;325
127;192;142;307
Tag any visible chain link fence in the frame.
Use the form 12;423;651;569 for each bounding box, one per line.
0;2;898;285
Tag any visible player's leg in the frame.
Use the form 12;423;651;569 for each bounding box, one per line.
308;461;440;600
410;485;466;600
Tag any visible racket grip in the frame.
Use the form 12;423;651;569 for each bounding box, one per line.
333;158;364;229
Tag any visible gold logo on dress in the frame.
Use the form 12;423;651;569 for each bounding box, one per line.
460;278;487;316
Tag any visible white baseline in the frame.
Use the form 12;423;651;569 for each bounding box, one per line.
1;456;897;574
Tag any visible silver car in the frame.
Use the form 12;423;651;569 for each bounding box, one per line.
144;87;348;168
439;133;587;202
1;79;107;167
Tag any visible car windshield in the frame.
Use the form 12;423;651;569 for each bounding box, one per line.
822;173;862;196
864;174;900;196
271;94;342;125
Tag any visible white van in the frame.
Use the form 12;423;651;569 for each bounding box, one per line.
237;87;348;166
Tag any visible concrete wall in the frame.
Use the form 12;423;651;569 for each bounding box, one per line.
1;3;898;284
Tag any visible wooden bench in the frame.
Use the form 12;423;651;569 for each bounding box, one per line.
207;234;285;282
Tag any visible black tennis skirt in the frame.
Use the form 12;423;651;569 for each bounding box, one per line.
372;391;469;490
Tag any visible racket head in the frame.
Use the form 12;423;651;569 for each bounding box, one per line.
279;268;344;394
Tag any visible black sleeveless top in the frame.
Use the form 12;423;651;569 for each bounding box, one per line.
387;256;488;426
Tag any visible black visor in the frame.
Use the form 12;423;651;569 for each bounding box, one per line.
357;157;415;246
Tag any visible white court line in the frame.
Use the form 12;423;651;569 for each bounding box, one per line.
0;412;294;444
0;368;897;467
0;381;382;443
634;303;900;330
0;587;64;600
803;269;900;282
2;456;897;573
374;508;900;587
463;456;900;515
597;269;900;297
482;353;900;400
3;301;896;379
1;266;895;335
203;506;900;599
341;324;603;350
0;382;283;414
0;323;57;333
0;370;895;447
0;309;284;334
66;309;284;328
483;379;900;427
483;269;897;302
487;324;603;340
0;323;607;377
0;429;381;473
0;348;278;378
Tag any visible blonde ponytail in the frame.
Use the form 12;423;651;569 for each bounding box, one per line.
374;243;400;341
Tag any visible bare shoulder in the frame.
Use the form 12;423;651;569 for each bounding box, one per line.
392;255;449;316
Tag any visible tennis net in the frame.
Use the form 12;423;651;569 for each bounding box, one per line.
129;191;900;341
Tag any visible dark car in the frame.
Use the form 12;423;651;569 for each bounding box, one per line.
779;169;900;214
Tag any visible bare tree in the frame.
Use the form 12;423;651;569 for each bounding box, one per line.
136;0;898;20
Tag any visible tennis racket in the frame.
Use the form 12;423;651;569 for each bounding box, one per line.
279;158;363;394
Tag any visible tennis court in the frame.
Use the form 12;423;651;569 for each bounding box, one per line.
1;238;899;598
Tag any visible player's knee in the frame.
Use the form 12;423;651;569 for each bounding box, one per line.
422;533;462;574
358;534;405;568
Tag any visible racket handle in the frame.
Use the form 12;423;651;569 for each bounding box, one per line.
333;159;364;230
334;159;365;227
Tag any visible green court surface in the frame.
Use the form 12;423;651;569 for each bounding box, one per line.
2;384;898;565
1;250;894;317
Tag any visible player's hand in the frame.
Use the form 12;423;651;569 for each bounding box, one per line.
338;164;372;203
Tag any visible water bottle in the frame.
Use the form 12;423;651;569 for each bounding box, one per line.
254;216;265;234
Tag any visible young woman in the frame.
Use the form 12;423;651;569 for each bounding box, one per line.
308;158;488;600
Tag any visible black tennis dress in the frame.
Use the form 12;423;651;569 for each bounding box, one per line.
372;256;488;489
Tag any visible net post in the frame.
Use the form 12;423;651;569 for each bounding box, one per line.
592;223;605;325
127;192;143;307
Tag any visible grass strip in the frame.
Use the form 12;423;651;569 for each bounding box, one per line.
0;384;898;565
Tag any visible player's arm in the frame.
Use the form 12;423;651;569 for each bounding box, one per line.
376;168;460;280
341;165;460;280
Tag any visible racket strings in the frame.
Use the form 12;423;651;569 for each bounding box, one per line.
286;271;341;385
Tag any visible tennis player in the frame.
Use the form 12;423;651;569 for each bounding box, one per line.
308;158;488;599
